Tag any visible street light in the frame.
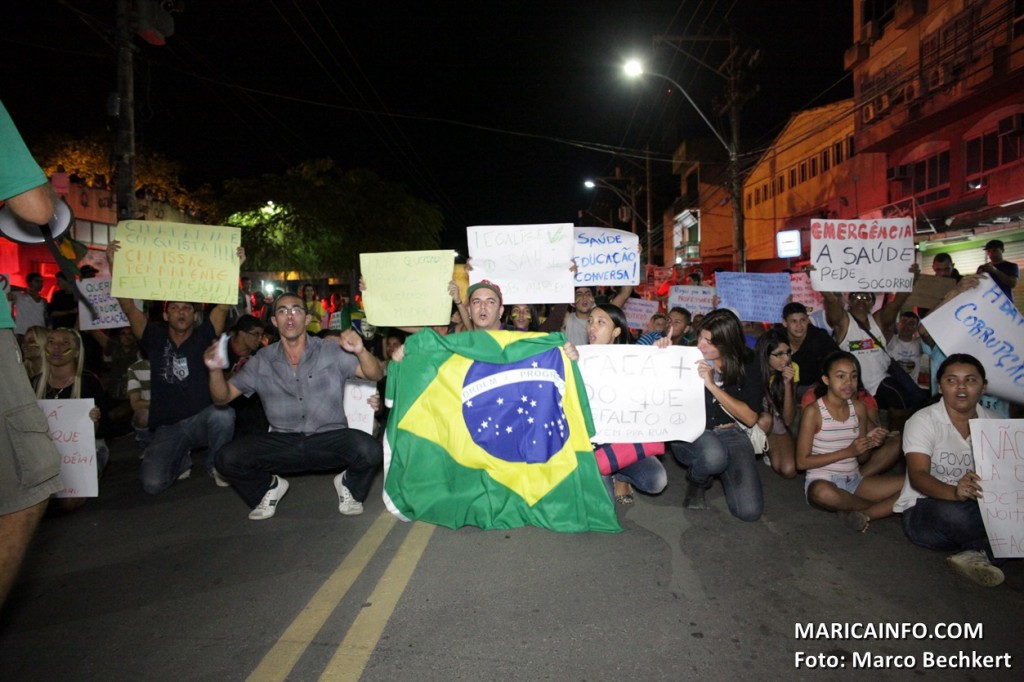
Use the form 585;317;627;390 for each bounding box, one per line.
583;178;648;230
624;58;746;272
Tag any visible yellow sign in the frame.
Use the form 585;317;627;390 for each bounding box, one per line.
111;221;242;304
360;250;454;327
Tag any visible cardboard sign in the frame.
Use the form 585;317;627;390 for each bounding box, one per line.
576;345;706;444
573;227;640;286
344;379;378;436
466;224;575;304
921;275;1024;403
622;297;661;330
716;272;792;322
38;399;97;498
903;274;957;310
360;250;454;327
809;218;915;292
789;272;825;314
77;276;130;330
970;419;1024;558
111;221;242;304
667;285;716;316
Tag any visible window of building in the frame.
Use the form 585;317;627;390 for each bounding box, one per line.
810;157;818;178
799;162;807;183
1013;0;1024;39
848;135;856;158
746;192;752;210
834;141;844;165
821;149;831;172
964;113;1024;190
754;187;760;205
896;149;950;205
777;174;785;194
763;182;769;200
789;168;797;187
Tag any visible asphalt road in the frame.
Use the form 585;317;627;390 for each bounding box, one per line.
1;436;1021;681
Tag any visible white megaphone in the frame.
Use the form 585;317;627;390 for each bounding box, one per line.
0;197;73;244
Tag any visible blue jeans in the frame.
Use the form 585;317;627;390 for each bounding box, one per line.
216;428;383;509
671;426;764;522
139;404;235;494
901;498;992;556
603;456;667;498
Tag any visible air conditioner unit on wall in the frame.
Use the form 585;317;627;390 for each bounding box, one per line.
862;102;876;124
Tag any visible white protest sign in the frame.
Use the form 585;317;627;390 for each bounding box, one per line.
77;276;131;330
667;285;716;316
576;345;706;444
921;276;1024;403
360;250;454;327
573;227;640;286
344;379;377;436
809;218;915;292
622;298;660;330
970;419;1024;558
38;399;97;498
467;224;575;304
716;272;792;322
789;272;825;313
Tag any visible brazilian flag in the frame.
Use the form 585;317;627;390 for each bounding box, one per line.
383;330;620;533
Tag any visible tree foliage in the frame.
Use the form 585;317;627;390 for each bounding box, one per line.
217;159;444;276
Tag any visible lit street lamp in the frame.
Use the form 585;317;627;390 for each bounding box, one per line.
624;59;746;272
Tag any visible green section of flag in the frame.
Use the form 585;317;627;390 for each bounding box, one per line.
384;330;620;533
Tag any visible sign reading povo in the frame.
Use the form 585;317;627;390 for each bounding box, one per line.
809;218;915;293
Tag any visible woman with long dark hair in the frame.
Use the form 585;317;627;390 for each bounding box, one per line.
670;308;765;521
754;329;797;479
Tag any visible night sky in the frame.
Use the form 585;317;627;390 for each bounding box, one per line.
1;1;852;252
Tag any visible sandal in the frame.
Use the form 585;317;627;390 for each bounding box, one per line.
614;481;635;506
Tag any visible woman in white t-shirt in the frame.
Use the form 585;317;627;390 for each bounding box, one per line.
894;354;1005;587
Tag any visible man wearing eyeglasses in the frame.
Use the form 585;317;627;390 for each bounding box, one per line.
107;240;242;494
205;292;385;521
823;268;919;432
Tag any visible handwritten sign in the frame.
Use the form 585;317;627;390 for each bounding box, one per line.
111;221;241;304
573;227;639;285
344;379;378;436
716;272;792;322
622;298;661;330
971;419;1024;558
466;224;574;304
38;399;97;498
668;285;717;316
77;276;129;329
921;275;1024;403
789;272;825;313
361;250;454;327
809;218;915;292
576;345;706;443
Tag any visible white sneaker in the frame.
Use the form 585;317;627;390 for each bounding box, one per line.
333;473;363;516
947;550;1004;587
177;468;191;481
249;476;289;520
210;468;231;488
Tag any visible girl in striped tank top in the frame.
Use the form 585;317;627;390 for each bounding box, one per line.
796;351;903;533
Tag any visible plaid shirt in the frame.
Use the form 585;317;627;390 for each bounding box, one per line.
230;335;360;434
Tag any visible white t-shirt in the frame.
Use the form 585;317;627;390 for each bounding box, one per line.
13;292;46;335
893;400;1001;512
837;312;889;396
886;336;922;381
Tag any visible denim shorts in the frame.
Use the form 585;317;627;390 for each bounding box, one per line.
804;470;862;502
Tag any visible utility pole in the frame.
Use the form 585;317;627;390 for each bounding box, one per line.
645;148;654;263
656;34;757;272
115;0;136;221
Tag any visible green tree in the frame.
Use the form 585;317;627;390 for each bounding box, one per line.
218;159;444;276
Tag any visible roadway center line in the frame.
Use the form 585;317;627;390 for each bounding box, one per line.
318;521;436;682
246;512;398;682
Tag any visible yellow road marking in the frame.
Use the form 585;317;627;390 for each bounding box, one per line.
318;522;436;682
246;512;398;682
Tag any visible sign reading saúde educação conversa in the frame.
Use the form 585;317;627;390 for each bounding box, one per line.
573;227;640;286
809;218;915;293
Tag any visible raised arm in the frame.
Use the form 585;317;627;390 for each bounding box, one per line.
822;291;848;343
